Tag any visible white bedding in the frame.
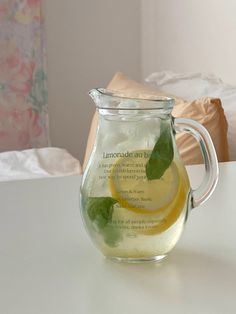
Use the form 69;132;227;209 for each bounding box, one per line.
146;71;236;160
0;147;82;182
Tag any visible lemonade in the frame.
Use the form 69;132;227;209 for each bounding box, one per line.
81;111;191;261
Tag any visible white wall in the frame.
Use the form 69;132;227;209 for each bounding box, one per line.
44;1;236;163
43;0;141;162
141;0;236;85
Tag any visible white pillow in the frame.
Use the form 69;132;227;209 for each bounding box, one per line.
146;71;236;161
0;148;82;182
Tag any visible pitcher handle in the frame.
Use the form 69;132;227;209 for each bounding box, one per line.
174;117;219;209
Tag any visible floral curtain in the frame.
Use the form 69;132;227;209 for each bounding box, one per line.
0;0;49;152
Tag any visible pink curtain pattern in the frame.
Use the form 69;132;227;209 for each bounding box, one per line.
0;0;49;152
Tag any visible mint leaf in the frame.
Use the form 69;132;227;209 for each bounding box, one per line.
102;224;121;247
86;197;117;228
85;197;121;247
146;121;174;180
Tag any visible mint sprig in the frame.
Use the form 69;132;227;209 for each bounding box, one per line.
146;121;174;180
85;197;121;247
86;197;117;228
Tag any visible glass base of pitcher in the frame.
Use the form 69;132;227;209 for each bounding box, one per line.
106;254;167;263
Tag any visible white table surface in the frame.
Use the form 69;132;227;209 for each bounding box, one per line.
0;162;235;314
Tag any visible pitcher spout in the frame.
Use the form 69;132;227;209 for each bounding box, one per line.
89;88;100;100
88;88;101;104
89;88;111;109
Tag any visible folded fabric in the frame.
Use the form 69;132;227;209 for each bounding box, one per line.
83;72;229;167
146;70;236;160
0;147;82;182
146;71;224;100
172;97;229;164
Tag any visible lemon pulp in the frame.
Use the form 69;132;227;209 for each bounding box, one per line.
109;150;189;234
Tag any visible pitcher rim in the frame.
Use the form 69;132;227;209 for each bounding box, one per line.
89;88;174;110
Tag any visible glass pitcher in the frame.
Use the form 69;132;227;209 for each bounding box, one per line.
80;88;218;262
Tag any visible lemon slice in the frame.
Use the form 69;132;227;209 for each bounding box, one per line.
109;150;179;214
109;150;189;234
140;177;188;235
